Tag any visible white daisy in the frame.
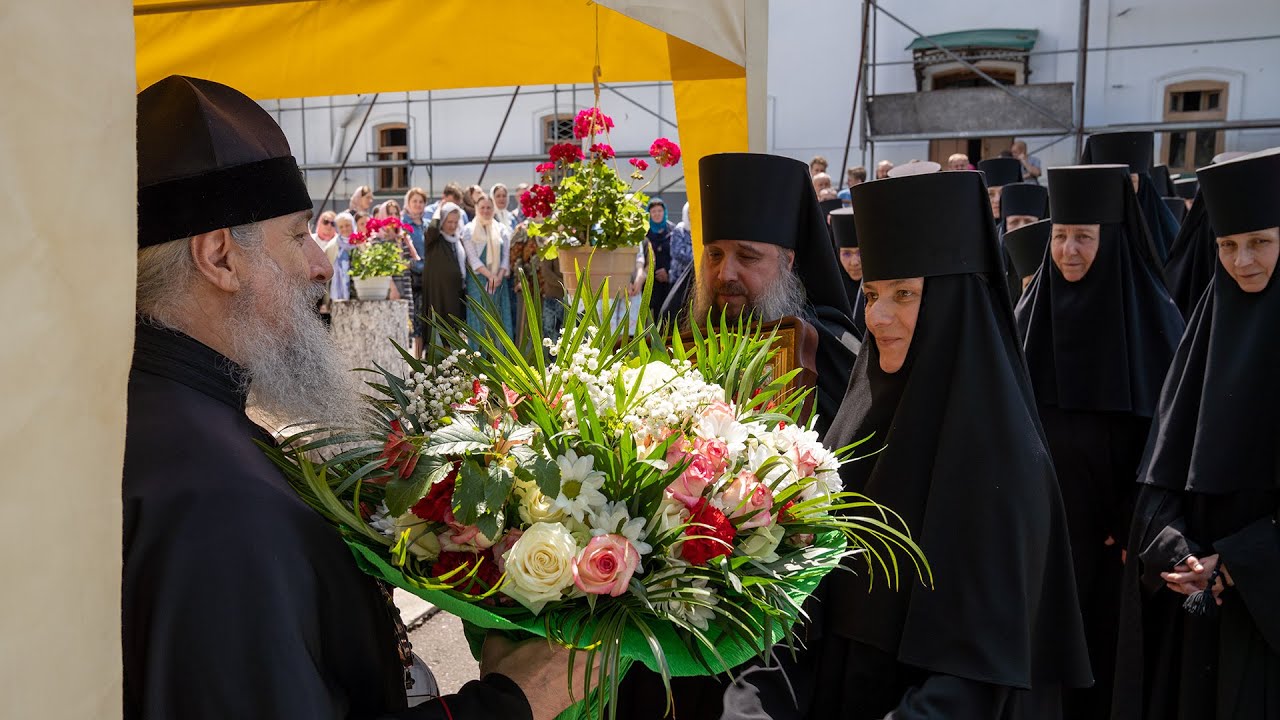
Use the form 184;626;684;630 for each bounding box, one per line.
551;449;608;522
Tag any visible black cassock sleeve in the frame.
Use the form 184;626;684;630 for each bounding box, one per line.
1215;516;1280;653
1131;484;1205;594
384;675;532;720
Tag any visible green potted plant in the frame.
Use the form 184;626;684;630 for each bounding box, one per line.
521;107;681;295
348;217;410;301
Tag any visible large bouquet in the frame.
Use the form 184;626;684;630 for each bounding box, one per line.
521;107;681;255
264;279;925;718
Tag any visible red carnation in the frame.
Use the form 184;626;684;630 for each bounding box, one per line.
549;142;585;165
589;143;616;160
628;157;649;172
535;161;555;174
649;138;681;168
432;550;501;595
409;464;459;522
573;108;615;140
681;499;736;566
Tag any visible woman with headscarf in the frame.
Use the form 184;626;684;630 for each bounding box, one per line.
460;194;514;343
490;183;516;229
644;197;675;316
1015;164;1185;718
829;208;865;338
656;203;695;326
1082;131;1181;264
810;170;1091;719
421;202;468;327
1112;147;1280;720
330;212;357;303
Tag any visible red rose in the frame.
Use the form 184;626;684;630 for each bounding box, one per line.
431;550;501;595
629;157;649;172
549;142;585;165
409;464;459;522
649;138;681;168
588;143;616;160
681;499;736;566
573;108;615;140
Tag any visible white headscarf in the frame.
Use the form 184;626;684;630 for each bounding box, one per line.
436;202;467;278
467;209;504;275
677;201;691;231
490;183;514;228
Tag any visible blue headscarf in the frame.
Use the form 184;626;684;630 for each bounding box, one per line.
648;198;667;234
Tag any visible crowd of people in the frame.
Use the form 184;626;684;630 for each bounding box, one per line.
125;74;1276;720
313;180;695;356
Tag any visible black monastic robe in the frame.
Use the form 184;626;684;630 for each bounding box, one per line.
122;321;531;720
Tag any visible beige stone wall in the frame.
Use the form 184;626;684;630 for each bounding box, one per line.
0;2;133;717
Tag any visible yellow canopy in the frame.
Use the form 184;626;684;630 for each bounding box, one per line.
134;0;766;251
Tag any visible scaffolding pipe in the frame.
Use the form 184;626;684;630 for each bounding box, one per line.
319;92;378;212
1074;0;1090;159
839;0;871;190
478;86;522;186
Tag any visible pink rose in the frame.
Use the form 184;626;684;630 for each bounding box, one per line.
665;433;693;466
792;443;825;479
440;509;496;551
492;529;524;575
668;453;715;507
701;400;736;426
694;437;730;475
720;471;774;529
573;534;640;596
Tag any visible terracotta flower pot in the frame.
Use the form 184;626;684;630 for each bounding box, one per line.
558;246;638;297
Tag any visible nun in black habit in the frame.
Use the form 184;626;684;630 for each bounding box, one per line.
997;182;1050;302
1014;163;1186;719
1004;218;1052;294
614;153;859;720
830;207;866;338
124;76;559;720
1113;147;1280;720
811;170;1092;719
977;157;1024;221
1082;131;1182;263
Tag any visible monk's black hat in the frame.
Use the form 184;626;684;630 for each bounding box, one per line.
851;170;1000;281
137;75;313;248
1047;165;1130;224
1197;147;1280;237
1000;183;1048;220
1005;219;1050;279
977;158;1022;187
829;208;857;248
1081;131;1154;174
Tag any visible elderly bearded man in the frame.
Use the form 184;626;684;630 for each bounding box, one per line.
122;76;581;720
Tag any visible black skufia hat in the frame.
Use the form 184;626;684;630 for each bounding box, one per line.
829;208;857;248
1162;196;1188;225
137;75;313;248
1173;177;1199;200
1196;146;1280;237
1047;164;1130;224
1151;164;1176;196
1082;131;1155;174
699;152;852;316
1000;182;1049;221
852;170;1001;282
818;198;844;217
977;157;1023;187
1005;218;1051;278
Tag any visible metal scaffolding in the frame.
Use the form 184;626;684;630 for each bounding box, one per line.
849;0;1280;176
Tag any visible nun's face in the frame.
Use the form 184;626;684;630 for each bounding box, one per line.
839;247;862;281
1005;214;1039;232
1021;275;1035;291
863;277;924;374
987;186;1003;219
1051;224;1100;282
1216;227;1278;293
1130;173;1140;194
702;240;792;315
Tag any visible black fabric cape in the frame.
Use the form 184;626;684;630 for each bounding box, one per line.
1113;259;1280;718
1014;171;1185;719
1137;173;1182;264
813;269;1091;718
1163;194;1217;320
422;216;466;325
122;321;531;720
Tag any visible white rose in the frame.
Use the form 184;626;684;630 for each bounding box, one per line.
738;524;785;564
393;513;441;562
516;481;569;525
501;522;578;613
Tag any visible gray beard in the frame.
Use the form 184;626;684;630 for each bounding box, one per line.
229;258;368;432
692;266;807;325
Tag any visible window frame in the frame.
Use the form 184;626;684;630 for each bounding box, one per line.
1162;80;1227;172
374;122;410;193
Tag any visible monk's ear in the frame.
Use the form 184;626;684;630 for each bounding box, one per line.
189;228;245;293
783;248;796;271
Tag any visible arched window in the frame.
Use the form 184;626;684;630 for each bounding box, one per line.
374;123;409;192
541;114;575;153
1162;80;1228;172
